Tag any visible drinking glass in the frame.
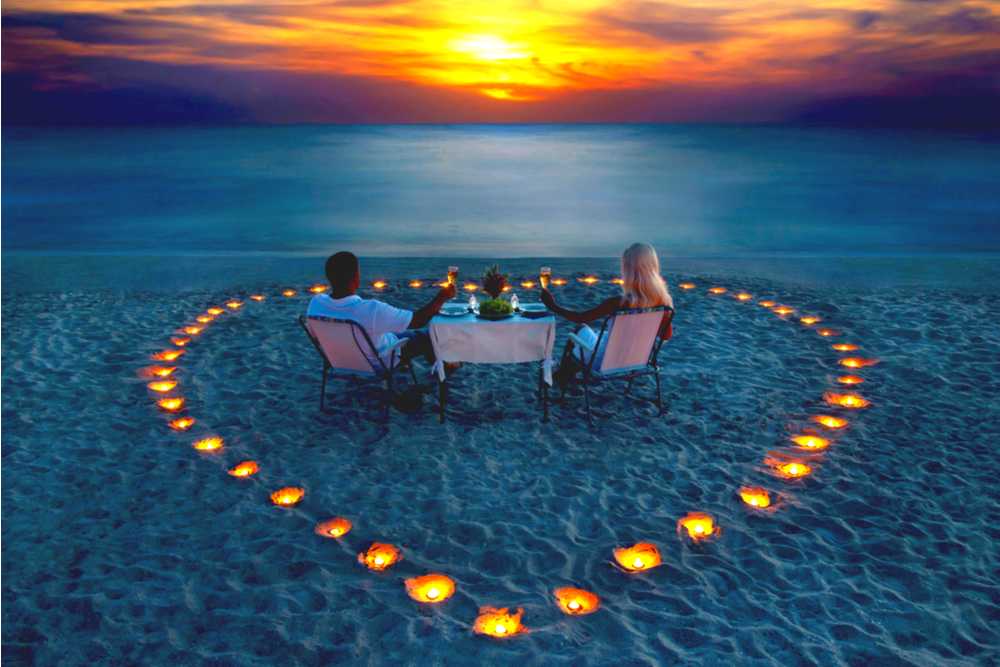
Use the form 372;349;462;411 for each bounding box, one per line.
540;266;552;290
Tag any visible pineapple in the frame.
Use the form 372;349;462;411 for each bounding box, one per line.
481;264;509;299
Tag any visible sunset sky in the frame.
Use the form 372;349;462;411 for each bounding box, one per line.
3;0;999;124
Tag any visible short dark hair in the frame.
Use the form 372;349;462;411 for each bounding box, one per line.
325;251;359;290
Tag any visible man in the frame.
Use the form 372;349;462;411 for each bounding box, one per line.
307;251;456;369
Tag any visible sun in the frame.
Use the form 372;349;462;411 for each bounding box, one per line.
450;34;527;61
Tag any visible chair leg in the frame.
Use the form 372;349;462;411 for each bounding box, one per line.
320;366;329;411
582;368;593;426
654;370;663;414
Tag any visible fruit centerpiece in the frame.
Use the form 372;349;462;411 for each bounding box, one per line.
477;265;514;319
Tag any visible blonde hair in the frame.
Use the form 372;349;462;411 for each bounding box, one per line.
621;243;673;309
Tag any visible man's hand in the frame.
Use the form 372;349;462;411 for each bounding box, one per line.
438;282;457;302
540;288;555;309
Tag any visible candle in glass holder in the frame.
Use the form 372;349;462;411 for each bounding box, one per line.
473;607;526;638
791;434;830;450
228;460;259;477
739;486;772;508
405;573;456;604
314;517;352;538
812;414;848;429
169;416;195;431
677;512;720;542
612;542;662;572
553;587;600;615
192;436;223;452
358;542;401;571
270;486;304;507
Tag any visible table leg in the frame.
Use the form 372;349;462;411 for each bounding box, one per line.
540;368;550;423
438;379;447;423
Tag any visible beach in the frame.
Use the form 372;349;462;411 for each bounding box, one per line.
2;254;998;665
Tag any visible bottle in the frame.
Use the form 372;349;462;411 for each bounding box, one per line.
469;294;479;314
510;293;519;312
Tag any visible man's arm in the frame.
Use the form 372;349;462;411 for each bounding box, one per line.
409;283;457;329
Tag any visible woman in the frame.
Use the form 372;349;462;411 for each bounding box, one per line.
541;243;674;387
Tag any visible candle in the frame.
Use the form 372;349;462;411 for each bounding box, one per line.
309;284;327;294
372;280;387;290
816;328;840;337
551;278;568;286
207;307;225;316
170;336;191;347
168;416;195;431
192;436;223;452
611;277;625;285
612;542;662;572
678;282;696;290
677;512;719;541
314;517;352;538
147;366;176;377
462;282;478;292
282;289;297;297
824;392;870;409
270;486;305;507
735;292;753;301
147;380;177;393
196;315;213;324
520;280;536;289
182;326;202;336
226;300;243;310
708;287;727;295
553;587;600;615
769;458;813;479
228;460;259;477
832;343;859;352
473;607;526;638
408;280;423;288
152;349;185;361
800;316;821;326
839;357;879;368
405;573;456;603
812;414;848;429
739;486;772;508
250;294;266;301
772;305;795;315
357;542;401;571
791;434;829;450
836;375;865;385
578;276;600;285
157;397;185;412
758;300;776;308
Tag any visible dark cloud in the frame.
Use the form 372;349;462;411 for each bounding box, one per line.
2;11;202;45
588;2;732;43
851;11;882;30
906;6;1000;34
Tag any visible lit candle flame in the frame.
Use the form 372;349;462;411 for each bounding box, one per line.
192;436;223;452
250;294;266;301
473;607;526;638
612;542;662;572
791;434;830;450
196;315;212;324
270;486;305;507
282;289;297;297
677;512;719;541
157;397;185;412
183;326;202;336
405;573;456;603
824;392;870;409
839;357;879;368
758;300;777;308
152;349;185;361
708;287;727;295
678;283;696;290
168;416;195;431
358;542;401;571
611;277;625;285
578;275;600;285
551;278;568;286
816;328;840;337
228;460;259;477
226;300;243;310
553;587;600;615
520;280;536;288
739;486;772;508
147;366;176;378
408;280;424;288
372;280;388;290
309;284;328;294
735;292;753;301
832;343;859;352
314;517;352;538
812;414;848;429
769;458;813;479
462;282;478;292
147;380;177;393
800;316;821;326
836;375;865;385
772;305;795;315
170;336;191;347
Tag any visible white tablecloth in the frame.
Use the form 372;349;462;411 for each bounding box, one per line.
429;313;556;385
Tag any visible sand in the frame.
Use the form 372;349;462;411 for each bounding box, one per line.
2;259;999;665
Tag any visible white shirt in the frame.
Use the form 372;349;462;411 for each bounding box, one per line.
307;294;413;364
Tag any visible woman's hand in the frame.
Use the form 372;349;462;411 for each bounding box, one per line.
438;282;457;302
540;288;555;309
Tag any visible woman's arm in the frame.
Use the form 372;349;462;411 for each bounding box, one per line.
659;309;674;340
540;290;620;324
